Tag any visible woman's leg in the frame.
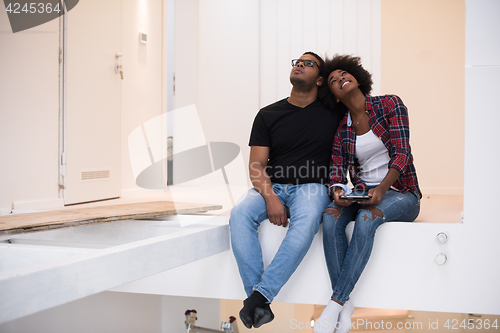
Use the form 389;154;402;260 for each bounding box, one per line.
332;189;420;303
322;202;359;292
331;189;420;304
316;190;420;333
314;202;358;333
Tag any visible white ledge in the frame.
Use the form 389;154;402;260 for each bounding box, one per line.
0;215;229;324
114;218;500;315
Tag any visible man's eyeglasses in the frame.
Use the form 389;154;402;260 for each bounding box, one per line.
291;59;319;68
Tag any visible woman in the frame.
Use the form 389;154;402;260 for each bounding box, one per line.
313;55;422;333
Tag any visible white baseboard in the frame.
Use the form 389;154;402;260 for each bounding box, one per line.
420;187;464;196
12;198;65;211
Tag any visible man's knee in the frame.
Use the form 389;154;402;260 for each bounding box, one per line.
229;202;251;228
229;208;238;225
324;207;342;222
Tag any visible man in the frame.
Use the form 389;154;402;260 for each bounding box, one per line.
229;52;343;329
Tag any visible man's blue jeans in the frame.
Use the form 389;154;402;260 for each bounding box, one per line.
323;189;420;304
229;183;331;302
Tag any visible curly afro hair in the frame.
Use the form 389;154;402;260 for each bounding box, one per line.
318;54;373;112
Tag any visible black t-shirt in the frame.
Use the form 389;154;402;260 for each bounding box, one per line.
249;98;343;185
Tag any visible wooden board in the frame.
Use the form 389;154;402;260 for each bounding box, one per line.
0;201;222;236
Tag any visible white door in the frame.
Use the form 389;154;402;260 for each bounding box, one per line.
63;0;122;204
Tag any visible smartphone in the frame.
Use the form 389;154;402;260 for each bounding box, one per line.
340;194;371;201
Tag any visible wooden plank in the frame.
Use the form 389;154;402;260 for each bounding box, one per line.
0;201;222;236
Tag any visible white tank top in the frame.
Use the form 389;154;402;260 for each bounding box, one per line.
355;129;390;186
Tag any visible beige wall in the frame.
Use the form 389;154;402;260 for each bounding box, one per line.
381;0;465;195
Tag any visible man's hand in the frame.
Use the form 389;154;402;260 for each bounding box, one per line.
266;196;288;227
249;146;288;227
333;188;354;207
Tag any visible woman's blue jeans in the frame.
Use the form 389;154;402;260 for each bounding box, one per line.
323;188;420;304
229;183;331;302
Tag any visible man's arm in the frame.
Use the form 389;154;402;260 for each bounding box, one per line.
249;146;288;227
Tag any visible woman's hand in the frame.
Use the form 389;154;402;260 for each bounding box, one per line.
333;188;354;207
360;168;401;206
266;196;288;227
361;186;386;206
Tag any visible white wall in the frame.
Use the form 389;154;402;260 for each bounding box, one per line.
174;0;380;180
0;9;61;213
0;292;163;333
173;0;198;110
0;1;165;210
260;0;381;107
0;291;225;333
196;0;260;169
121;0;165;195
0;292;223;333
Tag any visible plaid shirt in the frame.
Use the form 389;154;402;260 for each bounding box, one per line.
329;94;422;198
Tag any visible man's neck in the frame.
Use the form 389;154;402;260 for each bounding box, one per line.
287;87;318;108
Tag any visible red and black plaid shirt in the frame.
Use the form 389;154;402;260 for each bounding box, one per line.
329;94;422;198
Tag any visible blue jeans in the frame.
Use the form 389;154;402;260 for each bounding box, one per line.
229;183;331;302
323;188;420;304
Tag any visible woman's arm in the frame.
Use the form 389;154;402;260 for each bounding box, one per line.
362;95;409;205
329;129;355;206
329;130;348;188
386;95;411;175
